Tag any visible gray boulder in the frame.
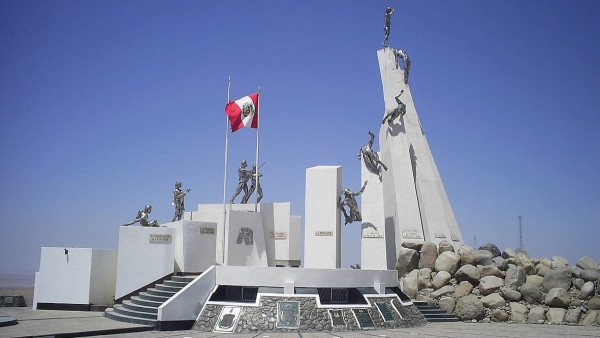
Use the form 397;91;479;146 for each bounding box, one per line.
576;256;600;270
458;245;476;266
478;243;501;257
580;310;599;326
510;302;528;323
520;283;543;304
490;309;509;322
472;250;494;265
565;308;582;324
504;265;526;289
438;296;455;313
454;295;486;321
454;281;474;298
499;287;521;301
418;242;438;269
537;266;551;277
542;266;571;292
579;281;595;300
502;248;516;259
492;256;508;271
514;252;535;275
539;258;552;268
571;265;583;278
437;240;454;254
455;264;480;285
434;251;461;275
431;270;451;290
551;256;569;269
395;247;420;277
481;293;505;309
401;241;423;251
580;269;600;282
401;269;418;298
589;296;600;310
430;285;454;299
528;306;546;323
417;268;432;290
526;275;544;287
545;287;569;308
479;264;504;278
573;278;585;290
546;308;565;324
479;275;504;296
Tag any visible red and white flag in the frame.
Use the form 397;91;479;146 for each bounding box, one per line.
225;92;259;132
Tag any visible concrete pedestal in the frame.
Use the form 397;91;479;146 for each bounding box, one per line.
164;220;217;273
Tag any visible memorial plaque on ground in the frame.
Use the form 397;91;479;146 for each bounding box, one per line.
214;306;242;333
375;302;395;322
391;302;408;319
277;301;300;329
328;309;346;327
352;308;375;329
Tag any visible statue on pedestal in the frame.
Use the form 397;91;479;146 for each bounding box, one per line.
358;132;387;181
122;205;159;227
242;164;263;204
171;181;191;222
382;89;407;124
393;49;411;84
383;6;394;48
338;181;368;225
230;160;250;204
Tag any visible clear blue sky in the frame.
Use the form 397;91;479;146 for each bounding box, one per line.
1;1;599;274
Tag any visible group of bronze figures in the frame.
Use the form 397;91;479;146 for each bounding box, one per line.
121;181;191;227
230;160;263;204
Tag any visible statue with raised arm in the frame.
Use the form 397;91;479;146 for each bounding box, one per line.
393;49;411;84
383;6;394;48
338;181;368;225
382;90;407;124
230;160;251;204
358;132;387;181
122;205;159;227
171;181;191;222
242;164;263;204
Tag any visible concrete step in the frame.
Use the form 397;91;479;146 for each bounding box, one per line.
122;300;158;314
130;295;163;308
139;291;169;303
113;304;157;320
146;287;176;298
155;283;182;293
105;308;157;327
172;275;198;283
163;280;189;288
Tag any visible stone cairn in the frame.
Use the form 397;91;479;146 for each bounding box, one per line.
396;241;600;326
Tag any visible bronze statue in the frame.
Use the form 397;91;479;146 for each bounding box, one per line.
338;181;368;225
230;160;250;204
383;6;394;47
242;164;263;203
171;181;191;222
394;49;411;84
122;205;159;227
358;132;387;181
382;90;407;124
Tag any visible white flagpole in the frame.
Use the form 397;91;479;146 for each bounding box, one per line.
221;76;231;265
254;87;261;212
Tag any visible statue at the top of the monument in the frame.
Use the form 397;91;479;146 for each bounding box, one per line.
230;160;251;204
382;89;407;125
393;49;411;84
358;131;388;181
171;181;191;222
338;180;368;225
241;164;263;204
383;6;394;48
122;205;159;227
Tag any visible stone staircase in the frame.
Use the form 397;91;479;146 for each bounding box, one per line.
105;275;198;327
413;301;459;322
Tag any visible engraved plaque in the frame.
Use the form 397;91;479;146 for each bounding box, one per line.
149;234;172;244
271;232;287;239
277;301;300;329
315;231;334;236
401;230;423;240
352;308;375;329
451;235;460;242
434;233;447;239
375;302;395;322
214;306;242;333
328;309;346;327
391;302;409;319
362;232;384;238
200;227;215;235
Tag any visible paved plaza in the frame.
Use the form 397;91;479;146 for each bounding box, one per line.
0;307;598;338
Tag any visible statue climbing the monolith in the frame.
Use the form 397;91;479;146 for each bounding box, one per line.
383;6;394;48
358;132;387;180
338;180;368;225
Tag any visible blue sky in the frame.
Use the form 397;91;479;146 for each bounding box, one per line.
1;1;599;274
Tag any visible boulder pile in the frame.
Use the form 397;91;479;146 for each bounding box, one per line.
396;241;600;325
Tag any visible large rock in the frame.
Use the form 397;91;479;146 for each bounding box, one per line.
401;269;418;298
528;306;546;323
543;266;571;292
580;310;599;326
430;285;454;299
577;256;600;270
589;296;600;310
499;287;521;301
437;240;454;254
454;281;474;298
580;269;600;282
510;302;528;323
434;251;461;275
565;308;582;324
490;309;509;322
479;276;504;296
458;245;475;266
526;275;544;287
539;258;552;268
545;288;569;308
478;243;501;257
401;241;423;251
573;278;585;290
519;283;544;304
504;265;526;289
417;268;432;290
546;308;565;324
481;293;505;309
438;296;455;313
537;266;551;277
454;295;486;321
395;247;420;277
455;264;480;285
479;264;504;278
492;256;508;271
514;252;535;275
432;270;451;290
418;242;438;269
580;281;595;300
502;248;516;259
551;256;569;269
571;266;583;278
472;250;494;265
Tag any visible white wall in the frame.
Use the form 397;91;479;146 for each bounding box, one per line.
165;220;217;273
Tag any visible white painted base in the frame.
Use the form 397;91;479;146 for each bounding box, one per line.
164;220;217;273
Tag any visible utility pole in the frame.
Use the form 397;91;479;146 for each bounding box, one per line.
518;216;523;250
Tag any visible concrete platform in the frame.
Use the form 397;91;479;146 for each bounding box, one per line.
0;307;598;338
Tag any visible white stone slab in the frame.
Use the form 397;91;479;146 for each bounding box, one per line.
304;166;342;269
164;220;217;273
224;210;268;267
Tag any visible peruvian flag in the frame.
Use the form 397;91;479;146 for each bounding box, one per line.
225;92;259;132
